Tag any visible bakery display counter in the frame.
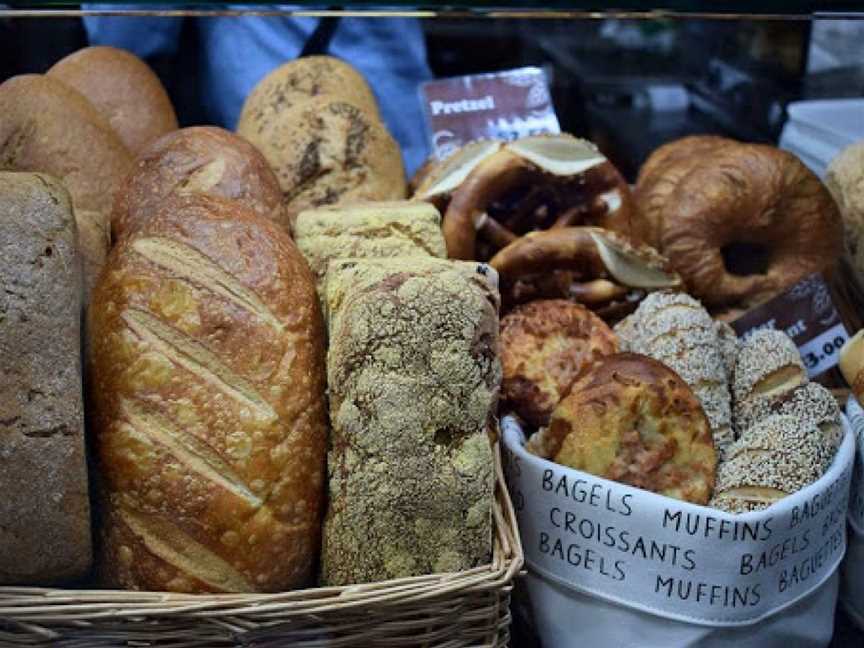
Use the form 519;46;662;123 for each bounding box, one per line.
1;5;863;647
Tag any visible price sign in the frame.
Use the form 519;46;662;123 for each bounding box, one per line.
419;66;560;161
731;274;849;378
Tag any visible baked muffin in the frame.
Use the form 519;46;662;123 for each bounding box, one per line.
501;299;618;427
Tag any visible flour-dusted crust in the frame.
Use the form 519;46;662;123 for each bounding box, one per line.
112;126;286;240
546;353;717;505
0;172;91;584
293;200;446;295
500;299;618;427
89;193;328;593
322;257;501;585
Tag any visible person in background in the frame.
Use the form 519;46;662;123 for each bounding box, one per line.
83;11;433;174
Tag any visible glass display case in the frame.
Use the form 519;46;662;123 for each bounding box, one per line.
1;3;863;647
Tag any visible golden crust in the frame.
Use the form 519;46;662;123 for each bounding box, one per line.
47;46;178;154
545;353;717;504
501;299;618;426
640;141;843;309
88;193;328;593
112;126;286;240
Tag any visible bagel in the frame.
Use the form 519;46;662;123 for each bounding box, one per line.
414;134;636;261
540;352;717;505
488;226;681;318
500;299;619;427
638;141;843;310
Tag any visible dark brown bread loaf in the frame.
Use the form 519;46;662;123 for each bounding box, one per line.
88;193;328;593
0;172;92;584
47;46;178;154
112;126;286;240
0;74;132;297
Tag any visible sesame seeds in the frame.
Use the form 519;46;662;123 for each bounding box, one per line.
733;329;805;403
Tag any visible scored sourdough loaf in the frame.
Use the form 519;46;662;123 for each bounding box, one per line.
0;172;92;584
112;126;286;240
88;193;328;593
237;97;406;225
47;46;178;154
293;200;446;295
322;257;501;585
0;74;132;297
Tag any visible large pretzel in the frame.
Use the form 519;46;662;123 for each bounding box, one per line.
413;135;636;261
489;226;682;319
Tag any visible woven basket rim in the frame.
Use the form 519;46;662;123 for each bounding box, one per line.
0;438;524;630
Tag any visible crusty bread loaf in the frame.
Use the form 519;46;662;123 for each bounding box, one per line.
48;46;177;154
0;74;132;297
112;126;286;240
0;172;92;584
238;97;406;225
840;329;864;404
238;55;380;132
88;193;328;593
293;200;446;295
322;257;500;585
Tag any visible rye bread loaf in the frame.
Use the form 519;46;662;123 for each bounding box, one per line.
237;55;380;131
48;46;178;154
0;74;132;297
112;126;286;240
0;172;92;584
322;257;500;585
88;193;328;593
237;97;406;225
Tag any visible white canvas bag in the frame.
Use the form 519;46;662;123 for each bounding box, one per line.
502;415;855;648
842;397;864;628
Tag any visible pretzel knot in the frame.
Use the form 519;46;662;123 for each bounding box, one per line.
413;135;636;261
489;226;683;320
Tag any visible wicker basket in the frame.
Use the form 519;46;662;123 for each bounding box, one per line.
0;444;523;647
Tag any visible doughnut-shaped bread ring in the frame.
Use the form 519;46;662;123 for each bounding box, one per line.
415;135;636;260
489;226;681;317
658;144;843;309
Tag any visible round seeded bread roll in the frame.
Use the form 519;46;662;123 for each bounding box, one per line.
711;414;832;514
0;74;132;297
48;46;178;154
732;329;806;432
237;55;380;134
542;352;717;505
238;98;406;225
500;299;619;427
112;127;286;240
